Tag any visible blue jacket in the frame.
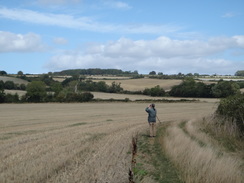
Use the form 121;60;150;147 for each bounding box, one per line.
145;107;157;122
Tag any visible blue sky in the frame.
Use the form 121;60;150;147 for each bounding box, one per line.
0;0;244;75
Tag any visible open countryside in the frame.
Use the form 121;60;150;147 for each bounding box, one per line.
0;102;219;183
0;71;244;183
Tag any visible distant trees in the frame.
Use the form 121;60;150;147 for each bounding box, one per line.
25;81;47;102
149;71;156;75
235;70;244;76
0;80;26;90
54;68;139;76
0;81;4;103
169;78;214;97
143;85;165;97
17;71;24;76
169;78;240;98
0;70;7;75
211;80;240;98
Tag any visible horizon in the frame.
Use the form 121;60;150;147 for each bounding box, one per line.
1;67;242;76
0;0;244;75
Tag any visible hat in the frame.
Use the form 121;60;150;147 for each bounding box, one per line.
151;103;155;107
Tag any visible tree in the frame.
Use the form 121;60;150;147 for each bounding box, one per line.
0;71;7;75
26;81;46;102
211;80;240;98
216;94;244;133
235;70;244;76
143;85;165;97
149;71;156;75
0;81;5;103
4;81;15;90
17;71;23;76
108;82;123;93
50;82;63;96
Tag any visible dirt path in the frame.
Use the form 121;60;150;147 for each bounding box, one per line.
0;102;216;183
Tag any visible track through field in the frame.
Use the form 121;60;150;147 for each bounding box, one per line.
0;102;216;183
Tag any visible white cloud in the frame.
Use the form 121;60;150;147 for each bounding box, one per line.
0;31;45;52
233;35;244;48
53;37;68;45
103;1;132;10
46;36;244;74
0;7;181;34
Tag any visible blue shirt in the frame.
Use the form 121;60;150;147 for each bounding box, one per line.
145;107;157;122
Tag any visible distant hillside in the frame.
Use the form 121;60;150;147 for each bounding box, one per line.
0;76;29;85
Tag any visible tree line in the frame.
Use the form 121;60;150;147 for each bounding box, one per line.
52;68;139;76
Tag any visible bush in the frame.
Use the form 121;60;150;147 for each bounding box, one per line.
4;93;20;103
143;85;165;97
26;81;47;102
56;91;94;102
212;80;240;98
216;94;244;134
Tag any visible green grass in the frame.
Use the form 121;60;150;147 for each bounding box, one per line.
134;125;183;183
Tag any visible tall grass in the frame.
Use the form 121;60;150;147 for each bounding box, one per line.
163;121;243;183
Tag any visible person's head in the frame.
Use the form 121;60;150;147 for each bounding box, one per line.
151;103;155;108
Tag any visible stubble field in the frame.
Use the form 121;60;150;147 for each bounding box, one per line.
0;102;217;183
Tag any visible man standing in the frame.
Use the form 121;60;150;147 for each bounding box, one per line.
145;104;157;137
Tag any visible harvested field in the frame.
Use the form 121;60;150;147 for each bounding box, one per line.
92;91;219;103
0;102;216;183
0;76;28;85
93;78;182;91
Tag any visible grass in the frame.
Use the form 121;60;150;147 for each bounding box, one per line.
163;120;243;183
200;116;244;156
134;128;183;183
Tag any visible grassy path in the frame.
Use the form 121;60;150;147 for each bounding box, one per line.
134;123;183;183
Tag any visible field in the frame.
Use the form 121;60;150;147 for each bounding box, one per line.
93;78;182;91
0;76;29;85
0;102;217;183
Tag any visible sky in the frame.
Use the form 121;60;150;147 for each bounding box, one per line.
0;0;244;75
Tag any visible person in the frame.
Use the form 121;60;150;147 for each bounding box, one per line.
145;103;157;137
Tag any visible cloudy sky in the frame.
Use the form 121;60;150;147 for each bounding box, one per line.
0;0;244;75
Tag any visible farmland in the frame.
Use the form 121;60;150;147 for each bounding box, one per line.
0;102;217;183
1;74;243;182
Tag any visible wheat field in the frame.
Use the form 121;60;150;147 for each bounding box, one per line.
0;102;216;183
93;78;182;91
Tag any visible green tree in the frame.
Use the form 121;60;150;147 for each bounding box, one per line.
108;82;123;93
51;82;63;96
0;70;7;75
235;70;244;76
0;81;5;103
5;93;19;103
4;81;15;90
216;94;244;133
212;80;240;98
26;81;46;102
17;71;23;76
149;71;156;75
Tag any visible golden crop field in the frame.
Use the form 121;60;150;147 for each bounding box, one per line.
0;102;217;183
0;76;29;85
93;78;182;91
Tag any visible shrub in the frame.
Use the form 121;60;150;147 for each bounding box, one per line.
143;85;165;97
26;81;47;102
216;94;244;134
212;80;240;98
